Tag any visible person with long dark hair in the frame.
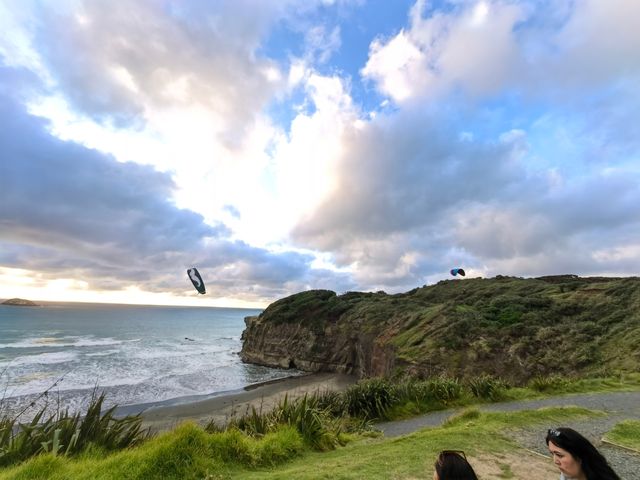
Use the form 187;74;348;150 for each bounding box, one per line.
546;427;620;480
433;450;479;480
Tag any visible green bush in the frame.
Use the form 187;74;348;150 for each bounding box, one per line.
467;375;508;401
528;375;570;392
0;392;148;468
209;394;342;452
342;378;398;420
274;395;340;450
424;376;463;404
251;426;305;466
208;427;253;465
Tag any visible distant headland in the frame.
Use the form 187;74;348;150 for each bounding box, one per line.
1;298;39;307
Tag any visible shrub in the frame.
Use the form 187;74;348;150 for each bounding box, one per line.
528;375;570;392
312;390;345;416
251;426;305;466
273;395;340;450
424;376;463;404
226;404;272;437
208;427;253;465
0;392;149;468
342;378;398;420
467;375;508;401
210;394;342;451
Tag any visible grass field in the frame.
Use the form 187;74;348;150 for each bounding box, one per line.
0;406;601;480
604;420;640;452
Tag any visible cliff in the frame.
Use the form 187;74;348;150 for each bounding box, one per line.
240;276;640;383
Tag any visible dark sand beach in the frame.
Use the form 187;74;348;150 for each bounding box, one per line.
133;373;357;433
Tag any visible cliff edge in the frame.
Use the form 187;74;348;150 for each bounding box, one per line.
240;276;640;383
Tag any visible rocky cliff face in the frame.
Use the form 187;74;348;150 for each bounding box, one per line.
240;310;396;378
239;277;640;382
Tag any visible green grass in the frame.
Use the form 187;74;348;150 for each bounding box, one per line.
604;420;640;451
2;373;637;478
524;372;640;395
0;407;601;479
0;392;148;468
244;276;640;383
378;373;640;422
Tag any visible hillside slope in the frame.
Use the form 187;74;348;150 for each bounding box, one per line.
240;275;640;383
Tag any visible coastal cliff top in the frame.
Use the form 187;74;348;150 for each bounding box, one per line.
246;275;640;382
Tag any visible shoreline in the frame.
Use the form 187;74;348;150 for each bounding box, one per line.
132;372;358;433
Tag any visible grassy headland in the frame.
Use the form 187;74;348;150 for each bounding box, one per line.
247;275;640;382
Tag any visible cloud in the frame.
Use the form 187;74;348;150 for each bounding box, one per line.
0;67;351;301
289;0;640;287
548;0;640;87
27;0;289;137
293;106;528;247
292;95;640;283
362;0;524;102
1;1;370;250
305;24;342;64
286;103;531;289
362;0;640;104
1;0;638;303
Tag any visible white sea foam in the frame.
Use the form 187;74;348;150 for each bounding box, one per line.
130;344;232;360
0;336;133;349
9;351;79;366
72;337;138;347
84;349;120;357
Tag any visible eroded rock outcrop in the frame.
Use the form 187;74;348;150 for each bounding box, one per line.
240;277;640;382
240;290;397;378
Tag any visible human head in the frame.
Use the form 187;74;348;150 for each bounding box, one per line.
433;450;478;480
545;428;620;480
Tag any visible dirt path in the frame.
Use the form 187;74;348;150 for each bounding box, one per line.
376;391;640;479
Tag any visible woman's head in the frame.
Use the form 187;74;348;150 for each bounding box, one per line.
545;428;620;480
433;450;478;480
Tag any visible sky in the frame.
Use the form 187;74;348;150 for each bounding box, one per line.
0;0;639;308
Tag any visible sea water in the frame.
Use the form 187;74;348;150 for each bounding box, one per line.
0;303;294;419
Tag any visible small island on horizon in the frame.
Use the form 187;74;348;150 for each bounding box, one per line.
1;298;39;307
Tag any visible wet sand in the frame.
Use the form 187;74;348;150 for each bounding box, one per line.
135;373;357;433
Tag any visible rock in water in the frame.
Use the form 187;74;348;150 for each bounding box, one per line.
1;298;39;307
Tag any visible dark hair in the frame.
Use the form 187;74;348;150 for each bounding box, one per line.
546;428;620;480
434;450;479;480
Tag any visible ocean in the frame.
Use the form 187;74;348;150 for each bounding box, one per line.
0;302;295;419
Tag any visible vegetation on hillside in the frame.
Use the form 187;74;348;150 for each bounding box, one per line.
2;373;639;474
0;405;602;480
257;276;640;382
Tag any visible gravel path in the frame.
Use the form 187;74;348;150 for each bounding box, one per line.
376;391;640;479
